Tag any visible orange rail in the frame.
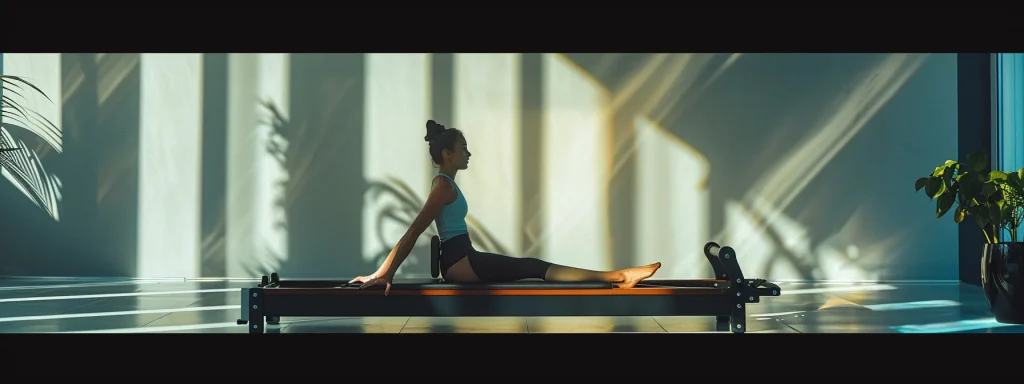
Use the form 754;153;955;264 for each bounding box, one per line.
263;287;729;296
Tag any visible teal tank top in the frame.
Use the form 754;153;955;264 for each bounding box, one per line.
434;173;469;242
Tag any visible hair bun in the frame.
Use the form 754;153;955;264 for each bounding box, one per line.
424;120;445;142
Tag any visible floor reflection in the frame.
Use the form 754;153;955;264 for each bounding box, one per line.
0;279;1021;334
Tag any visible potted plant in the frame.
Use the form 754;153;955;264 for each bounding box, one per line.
916;150;1024;324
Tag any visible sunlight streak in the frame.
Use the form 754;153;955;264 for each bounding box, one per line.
225;53;291;277
453;53;523;254
137;53;203;278
892;317;1018;334
62;321;242;334
361;53;433;274
0;305;235;323
537;53;613;270
634;116;710;273
702;54;929;280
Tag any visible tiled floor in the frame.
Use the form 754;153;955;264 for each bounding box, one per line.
1;278;1022;334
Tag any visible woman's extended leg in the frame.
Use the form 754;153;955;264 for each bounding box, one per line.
443;251;661;288
544;262;661;288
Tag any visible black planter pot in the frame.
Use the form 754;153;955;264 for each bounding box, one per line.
981;242;1024;324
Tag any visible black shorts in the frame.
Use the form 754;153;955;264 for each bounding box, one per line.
438;234;476;276
438;234;553;283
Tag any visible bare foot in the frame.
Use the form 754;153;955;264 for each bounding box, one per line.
616;262;661;288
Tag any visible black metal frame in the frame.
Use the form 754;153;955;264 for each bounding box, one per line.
237;241;781;334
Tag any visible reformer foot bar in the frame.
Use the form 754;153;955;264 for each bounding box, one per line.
237;241;781;334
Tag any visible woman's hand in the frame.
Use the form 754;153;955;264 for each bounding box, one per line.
348;273;394;296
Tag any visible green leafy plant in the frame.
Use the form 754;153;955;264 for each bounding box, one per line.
916;150;1024;243
2;74;59;141
1;74;63;219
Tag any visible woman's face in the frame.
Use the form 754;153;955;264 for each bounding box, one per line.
447;136;471;170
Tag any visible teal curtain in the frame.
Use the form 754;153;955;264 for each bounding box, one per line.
995;53;1024;241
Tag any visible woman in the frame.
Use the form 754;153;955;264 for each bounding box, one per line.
350;120;661;295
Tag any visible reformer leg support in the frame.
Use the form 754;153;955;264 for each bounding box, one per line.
705;242;750;333
704;242;732;324
245;288;265;334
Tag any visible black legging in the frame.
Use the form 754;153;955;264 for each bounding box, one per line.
439;234;553;283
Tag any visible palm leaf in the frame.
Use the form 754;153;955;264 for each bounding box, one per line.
2;75;54;103
1;75;62;153
0;129;61;220
1;74;63;220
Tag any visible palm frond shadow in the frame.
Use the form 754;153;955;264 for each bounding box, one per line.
261;100;290;170
366;177;512;274
235;99;293;278
737;202;882;280
1;75;62;152
260;99;291;233
239;99;510;277
1;75;63;220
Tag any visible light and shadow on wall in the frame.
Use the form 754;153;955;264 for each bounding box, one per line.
0;53;958;282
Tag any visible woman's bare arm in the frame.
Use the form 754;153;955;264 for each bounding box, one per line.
374;177;455;278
